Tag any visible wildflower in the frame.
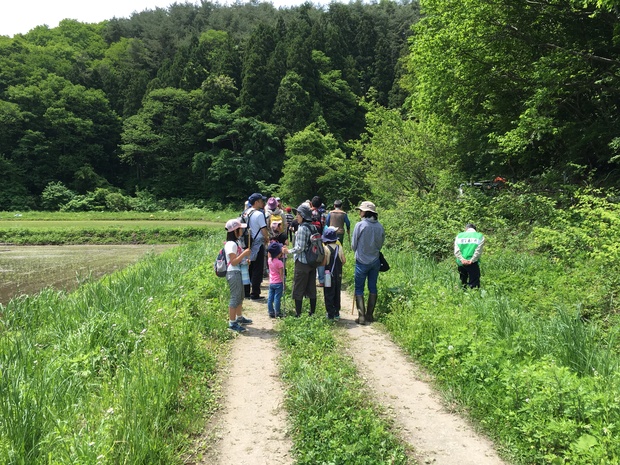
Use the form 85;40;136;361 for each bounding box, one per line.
448;345;454;351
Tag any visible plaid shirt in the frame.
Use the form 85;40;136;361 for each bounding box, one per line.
289;221;312;264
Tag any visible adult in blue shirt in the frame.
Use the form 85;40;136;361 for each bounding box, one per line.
351;201;384;324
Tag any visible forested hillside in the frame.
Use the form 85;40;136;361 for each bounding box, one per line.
1;0;619;212
0;0;418;210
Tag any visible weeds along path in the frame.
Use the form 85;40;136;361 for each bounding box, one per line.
338;291;508;465
202;295;293;465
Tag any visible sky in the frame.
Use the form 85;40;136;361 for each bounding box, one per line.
1;0;323;38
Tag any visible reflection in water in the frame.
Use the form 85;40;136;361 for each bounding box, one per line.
0;244;175;305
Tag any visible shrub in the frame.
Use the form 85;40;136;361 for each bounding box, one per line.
41;181;76;211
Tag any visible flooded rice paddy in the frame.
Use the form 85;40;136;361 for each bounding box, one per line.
0;244;175;305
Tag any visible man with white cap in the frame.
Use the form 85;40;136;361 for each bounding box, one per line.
351;201;385;324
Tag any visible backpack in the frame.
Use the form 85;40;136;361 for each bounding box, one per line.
302;223;325;267
269;212;283;226
214;246;228;278
311;208;324;233
240;209;260;247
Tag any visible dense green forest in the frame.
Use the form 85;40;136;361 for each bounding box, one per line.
1;0;619;211
0;0;418;209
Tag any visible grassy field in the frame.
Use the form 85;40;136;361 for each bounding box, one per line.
0;210;233;245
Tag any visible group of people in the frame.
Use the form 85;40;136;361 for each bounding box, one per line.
222;192;485;333
222;193;386;332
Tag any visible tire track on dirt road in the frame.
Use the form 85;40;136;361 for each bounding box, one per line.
338;291;508;465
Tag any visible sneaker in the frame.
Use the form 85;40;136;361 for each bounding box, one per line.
268;313;276;319
250;296;265;301
228;322;247;333
236;316;253;325
276;313;284;318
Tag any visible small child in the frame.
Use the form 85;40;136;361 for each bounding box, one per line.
267;241;285;318
321;226;346;320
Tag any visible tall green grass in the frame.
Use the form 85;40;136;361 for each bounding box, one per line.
0;237;232;464
368;248;620;464
278;315;410;464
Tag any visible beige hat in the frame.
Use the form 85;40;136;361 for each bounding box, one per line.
355;201;377;213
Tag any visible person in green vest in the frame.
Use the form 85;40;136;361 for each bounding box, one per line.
454;223;485;289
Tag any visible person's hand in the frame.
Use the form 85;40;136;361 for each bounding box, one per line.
282;246;289;254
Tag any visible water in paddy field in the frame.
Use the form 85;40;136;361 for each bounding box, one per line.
0;244;175;305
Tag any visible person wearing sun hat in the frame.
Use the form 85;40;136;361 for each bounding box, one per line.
287;203;318;317
224;218;253;332
351;201;385;324
321;226;346;320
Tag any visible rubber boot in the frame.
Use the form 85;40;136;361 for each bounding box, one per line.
295;299;303;317
309;298;317;316
355;295;366;325
366;294;377;324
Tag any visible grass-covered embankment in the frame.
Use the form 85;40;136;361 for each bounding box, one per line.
370;248;620;465
0;238;233;464
278;315;410;464
0;209;238;244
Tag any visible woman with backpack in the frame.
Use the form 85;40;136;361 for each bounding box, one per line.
351;201;385;325
287;203;320;317
224;219;253;333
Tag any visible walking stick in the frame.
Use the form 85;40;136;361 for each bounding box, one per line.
351;293;355;315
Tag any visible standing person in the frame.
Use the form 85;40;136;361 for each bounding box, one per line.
326;199;351;245
247;193;270;300
351;201;385;325
284;206;295;243
288;204;319;317
310;196;326;286
454;223;485;289
267;242;285;318
224;219;253;333
266;197;287;234
321;226;346;320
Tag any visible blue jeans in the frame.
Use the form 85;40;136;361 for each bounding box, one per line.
317;265;325;284
268;283;284;316
354;258;380;296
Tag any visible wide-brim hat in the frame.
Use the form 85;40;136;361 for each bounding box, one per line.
322;226;338;243
267;241;282;257
355;201;377;213
295;204;313;221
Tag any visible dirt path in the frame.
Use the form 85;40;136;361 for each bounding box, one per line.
203;288;508;465
338;292;507;465
201;297;293;465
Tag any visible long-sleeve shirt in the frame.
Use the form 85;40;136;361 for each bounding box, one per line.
454;228;485;264
351;217;385;265
288;221;313;264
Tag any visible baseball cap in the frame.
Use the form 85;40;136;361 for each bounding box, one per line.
225;218;247;232
248;193;266;204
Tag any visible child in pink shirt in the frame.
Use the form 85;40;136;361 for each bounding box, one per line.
267;241;285;318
